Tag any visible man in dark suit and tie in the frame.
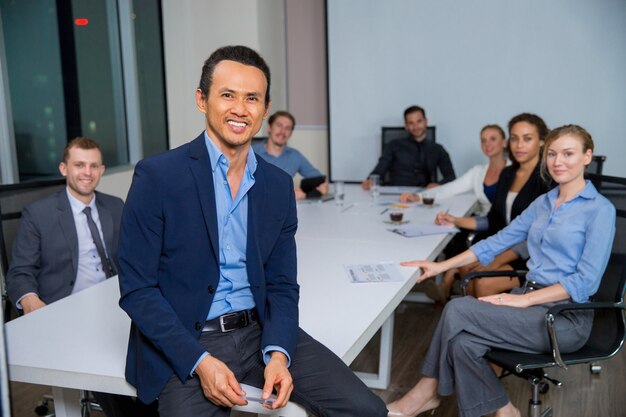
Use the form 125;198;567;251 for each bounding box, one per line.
118;45;387;417
6;137;157;417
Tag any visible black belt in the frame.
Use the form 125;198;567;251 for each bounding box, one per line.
522;280;547;292
202;308;258;333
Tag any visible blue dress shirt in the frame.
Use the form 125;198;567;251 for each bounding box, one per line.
204;133;257;320
252;141;322;178
471;181;615;303
193;133;290;374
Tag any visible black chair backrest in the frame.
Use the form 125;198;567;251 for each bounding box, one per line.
582;173;626;355
0;179;66;276
586;155;606;175
251;136;267;147
381;126;436;153
380;126;437;184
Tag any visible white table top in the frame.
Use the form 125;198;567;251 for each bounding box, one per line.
5;184;477;395
296;185;476;363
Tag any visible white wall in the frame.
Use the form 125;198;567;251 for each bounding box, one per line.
97;0;291;201
327;0;626;180
161;0;287;150
98;168;134;201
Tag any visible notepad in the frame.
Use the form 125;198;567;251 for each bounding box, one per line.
388;224;459;237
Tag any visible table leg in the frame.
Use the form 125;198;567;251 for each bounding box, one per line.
354;312;394;389
51;386;82;417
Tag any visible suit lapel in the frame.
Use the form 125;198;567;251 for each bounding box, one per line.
56;191;79;278
247;160;266;286
188;135;220;262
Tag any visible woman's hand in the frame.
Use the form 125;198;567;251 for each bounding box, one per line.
479;292;530;308
435;211;456;226
400;260;445;283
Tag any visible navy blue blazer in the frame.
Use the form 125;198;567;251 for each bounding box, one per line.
118;134;299;403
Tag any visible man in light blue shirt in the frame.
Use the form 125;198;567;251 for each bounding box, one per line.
252;111;328;199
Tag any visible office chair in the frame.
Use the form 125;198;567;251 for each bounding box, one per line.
460;173;626;417
0;179;67;321
586;155;606;175
0;179;104;417
251;135;267;146
381;125;436;151
380;126;436;184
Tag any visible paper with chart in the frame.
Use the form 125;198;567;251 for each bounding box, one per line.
344;262;404;283
388;224;459;237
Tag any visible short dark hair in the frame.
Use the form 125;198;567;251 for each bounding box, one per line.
197;45;271;107
404;105;426;120
62;137;102;163
268;111;296;129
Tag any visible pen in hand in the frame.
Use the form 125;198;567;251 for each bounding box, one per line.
436;208;451;226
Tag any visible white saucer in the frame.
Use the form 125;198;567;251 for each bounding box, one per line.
383;220;410;225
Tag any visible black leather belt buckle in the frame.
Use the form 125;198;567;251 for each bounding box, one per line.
219;311;247;332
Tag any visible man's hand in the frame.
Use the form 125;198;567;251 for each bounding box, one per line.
399;192;420;203
262;351;293;409
316;182;329;195
194;354;246;407
20;294;46;314
426;182;440;189
361;179;371;190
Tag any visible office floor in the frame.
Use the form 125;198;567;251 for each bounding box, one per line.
352;301;626;417
9;301;626;417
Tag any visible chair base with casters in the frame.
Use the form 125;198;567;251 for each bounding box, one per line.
34;390;103;417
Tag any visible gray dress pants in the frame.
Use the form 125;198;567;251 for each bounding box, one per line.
421;295;593;417
158;321;387;417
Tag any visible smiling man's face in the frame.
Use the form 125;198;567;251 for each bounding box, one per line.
196;60;270;150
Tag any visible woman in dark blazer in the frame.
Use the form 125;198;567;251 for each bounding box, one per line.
435;113;551;298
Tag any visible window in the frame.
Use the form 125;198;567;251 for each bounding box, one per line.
0;0;167;183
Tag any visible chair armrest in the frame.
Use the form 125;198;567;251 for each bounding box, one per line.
461;270;528;293
545;301;626;370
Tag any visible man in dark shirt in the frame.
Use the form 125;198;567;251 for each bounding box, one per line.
362;105;456;189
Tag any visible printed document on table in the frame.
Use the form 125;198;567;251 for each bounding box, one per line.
345;262;404;283
388;224;459;237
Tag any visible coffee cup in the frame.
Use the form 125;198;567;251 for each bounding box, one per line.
389;210;404;223
422;192;435;206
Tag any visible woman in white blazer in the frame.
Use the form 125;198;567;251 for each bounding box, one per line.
400;125;509;215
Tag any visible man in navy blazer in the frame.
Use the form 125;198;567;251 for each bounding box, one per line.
118;46;387;417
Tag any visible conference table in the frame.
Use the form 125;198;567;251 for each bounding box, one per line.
5;184;477;417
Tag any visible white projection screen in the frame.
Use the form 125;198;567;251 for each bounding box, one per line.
326;0;626;182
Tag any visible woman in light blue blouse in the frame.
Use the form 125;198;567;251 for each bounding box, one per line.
386;125;616;417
